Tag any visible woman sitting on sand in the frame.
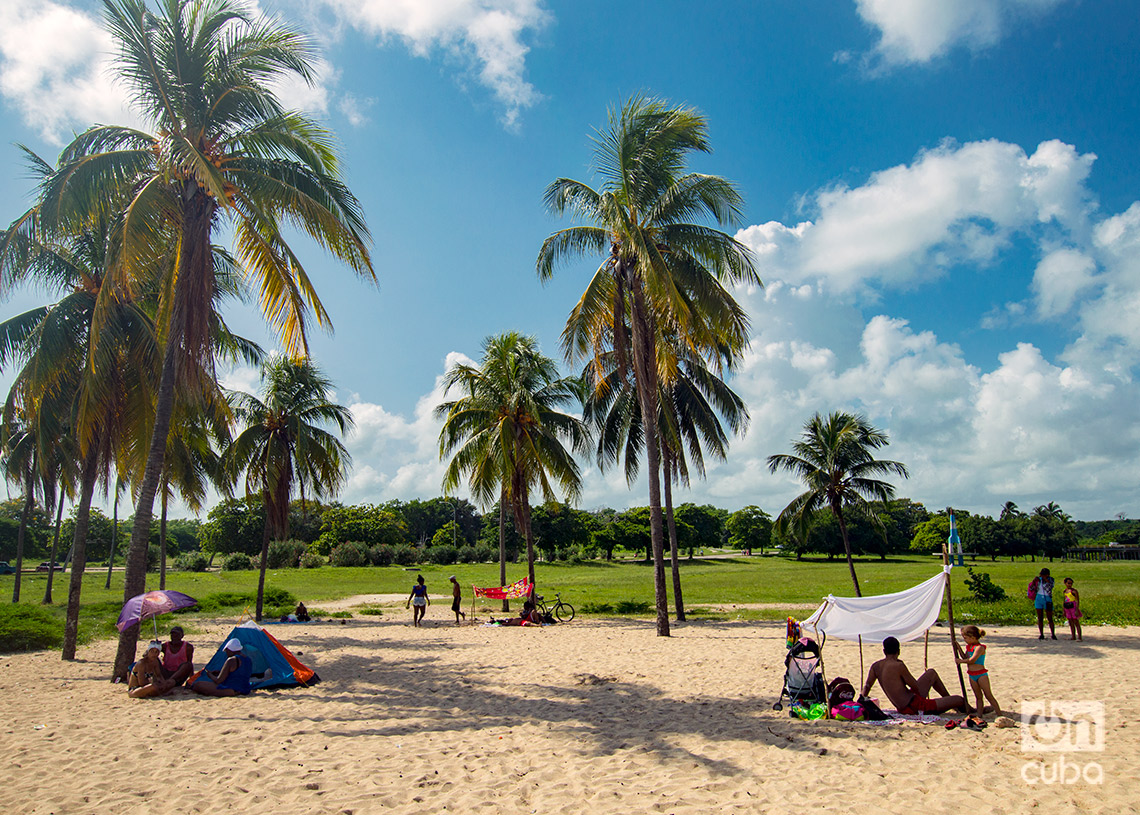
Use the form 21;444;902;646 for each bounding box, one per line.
191;639;253;697
492;600;544;626
128;641;175;698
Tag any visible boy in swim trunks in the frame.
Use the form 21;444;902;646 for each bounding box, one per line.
861;636;968;715
449;576;467;625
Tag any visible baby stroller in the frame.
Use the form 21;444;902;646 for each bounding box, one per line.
773;628;827;712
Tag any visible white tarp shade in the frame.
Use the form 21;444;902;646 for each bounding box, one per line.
801;567;951;643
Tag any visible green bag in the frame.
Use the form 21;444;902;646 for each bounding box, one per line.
791;702;827;720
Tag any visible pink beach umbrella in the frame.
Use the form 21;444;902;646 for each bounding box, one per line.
116;590;198;638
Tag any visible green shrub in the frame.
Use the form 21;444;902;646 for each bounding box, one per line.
221;553;255;571
475;545;497;563
299;550;324;569
0;604;63;653
580;602;614;614
614;600;650;614
195;587;295;614
358;606;384;616
392;545;418;566
369;544;395;567
174;552;210;572
457;545;478;564
428;544;458;565
331;541;370;567
267;540;308;569
146;544;162;572
964;568;1008;602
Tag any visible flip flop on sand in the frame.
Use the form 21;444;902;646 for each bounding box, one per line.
944;719;960;730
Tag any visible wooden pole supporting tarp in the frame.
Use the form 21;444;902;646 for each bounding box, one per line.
942;543;968;699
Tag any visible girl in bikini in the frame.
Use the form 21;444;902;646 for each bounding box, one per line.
956;625;1001;717
1062;578;1083;641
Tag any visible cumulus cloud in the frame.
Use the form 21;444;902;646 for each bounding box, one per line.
853;0;1068;66
307;0;548;129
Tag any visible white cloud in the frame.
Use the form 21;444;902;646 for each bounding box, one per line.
1032;248;1097;318
737;138;1096;295
307;0;548;129
853;0;1067;66
336;93;376;127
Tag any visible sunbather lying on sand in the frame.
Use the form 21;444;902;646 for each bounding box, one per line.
861;636;968;715
491;600;543;626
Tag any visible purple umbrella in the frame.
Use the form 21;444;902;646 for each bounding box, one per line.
117;590;198;637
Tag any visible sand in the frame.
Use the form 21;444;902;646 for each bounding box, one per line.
2;611;1136;815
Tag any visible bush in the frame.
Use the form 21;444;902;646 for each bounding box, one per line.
299;550;324;569
146;544;162;572
392;545;418;566
964;568;1008;602
614;600;650;614
369;544;395;567
475;545;496;563
221;553;255;571
428;544;458;565
580;602;614;614
195;587;296;615
0;604;63;653
268;539;308;569
330;540;370;567
175;552;210;572
457;545;478;564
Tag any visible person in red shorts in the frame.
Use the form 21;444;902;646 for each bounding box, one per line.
861;636;968;715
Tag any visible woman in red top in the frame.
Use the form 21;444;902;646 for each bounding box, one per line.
161;626;195;686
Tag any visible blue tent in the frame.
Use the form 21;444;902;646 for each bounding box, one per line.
201;621;318;690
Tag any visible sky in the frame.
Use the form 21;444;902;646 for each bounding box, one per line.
1;0;1138;522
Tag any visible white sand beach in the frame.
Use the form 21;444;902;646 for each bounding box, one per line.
2;616;1135;815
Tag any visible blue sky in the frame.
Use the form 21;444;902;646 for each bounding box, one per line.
1;0;1138;521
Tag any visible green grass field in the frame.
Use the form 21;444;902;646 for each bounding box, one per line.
1;555;1137;651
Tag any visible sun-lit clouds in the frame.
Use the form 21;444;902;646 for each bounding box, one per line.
852;0;1068;66
737;138;1096;295
305;0;548;129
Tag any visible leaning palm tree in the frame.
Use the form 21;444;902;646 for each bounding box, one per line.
538;96;758;635
767;412;909;596
585;340;748;621
34;0;374;678
436;332;589;597
223;355;352;620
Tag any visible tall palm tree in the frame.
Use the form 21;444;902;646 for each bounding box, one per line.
585;342;748;621
223;355;352;620
0;413;37;602
1034;501;1066;520
537;96;758;635
767;412;909;596
436;332;589;596
999;501;1023;521
33;0;374;679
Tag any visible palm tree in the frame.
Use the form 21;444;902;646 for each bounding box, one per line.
436;332;589;597
223;355;352;620
1034;501;1067;521
585;342;748;621
767;412;909;596
0;413;37;602
33;0;374;679
537;96;758;635
1000;501;1023;521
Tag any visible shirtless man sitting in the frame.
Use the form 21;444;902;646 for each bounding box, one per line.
861;636;967;715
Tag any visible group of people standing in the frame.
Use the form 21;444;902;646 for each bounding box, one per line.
1029;568;1084;641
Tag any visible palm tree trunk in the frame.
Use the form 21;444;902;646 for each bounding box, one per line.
12;472;34;603
255;516;272;622
628;277;669;636
111;319;179;681
159;488;168;591
499;493;509;613
63;448;99;660
105;484;119;590
662;455;685;622
835;509;862;596
43;492;65;604
521;489;537;600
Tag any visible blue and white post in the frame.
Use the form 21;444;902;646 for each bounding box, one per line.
948;509;964;567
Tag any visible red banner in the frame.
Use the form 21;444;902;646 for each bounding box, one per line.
473;577;532;600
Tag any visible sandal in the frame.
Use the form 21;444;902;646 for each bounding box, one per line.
944;719;960;730
964;718;984;732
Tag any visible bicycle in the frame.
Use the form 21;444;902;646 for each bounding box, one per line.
534;592;575;623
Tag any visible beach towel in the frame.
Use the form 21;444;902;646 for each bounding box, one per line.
473;577;532;600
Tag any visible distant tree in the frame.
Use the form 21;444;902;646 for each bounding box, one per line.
727;506;772;554
999;501;1023;521
200;498;266;558
674;504;725;556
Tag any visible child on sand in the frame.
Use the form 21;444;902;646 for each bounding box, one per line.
956;625;1001;718
1031;568;1057;640
406;575;429;627
1062;577;1083;641
449;576;467;625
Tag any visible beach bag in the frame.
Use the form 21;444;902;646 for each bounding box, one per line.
831;701;865;721
858;696;890;721
827;677;857;708
1027;578;1038;600
791;702;827;720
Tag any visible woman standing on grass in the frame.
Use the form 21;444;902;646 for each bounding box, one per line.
407;575;429;626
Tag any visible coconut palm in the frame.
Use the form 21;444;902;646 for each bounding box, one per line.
1034;501;1067;521
32;0;374;678
999;501;1023;521
436;332;589;596
585;341;748;621
223;355;352;620
537;96;758;635
767;412;909;597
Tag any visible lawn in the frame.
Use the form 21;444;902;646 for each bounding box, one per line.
2;554;1137;653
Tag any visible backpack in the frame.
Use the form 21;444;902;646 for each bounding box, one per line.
831;701;865;721
827;676;857;709
1028;577;1039;600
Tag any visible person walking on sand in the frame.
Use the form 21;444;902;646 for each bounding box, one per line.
407;575;429;626
955;625;1001;717
1030;567;1057;640
449;576;467;625
1062;577;1083;641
